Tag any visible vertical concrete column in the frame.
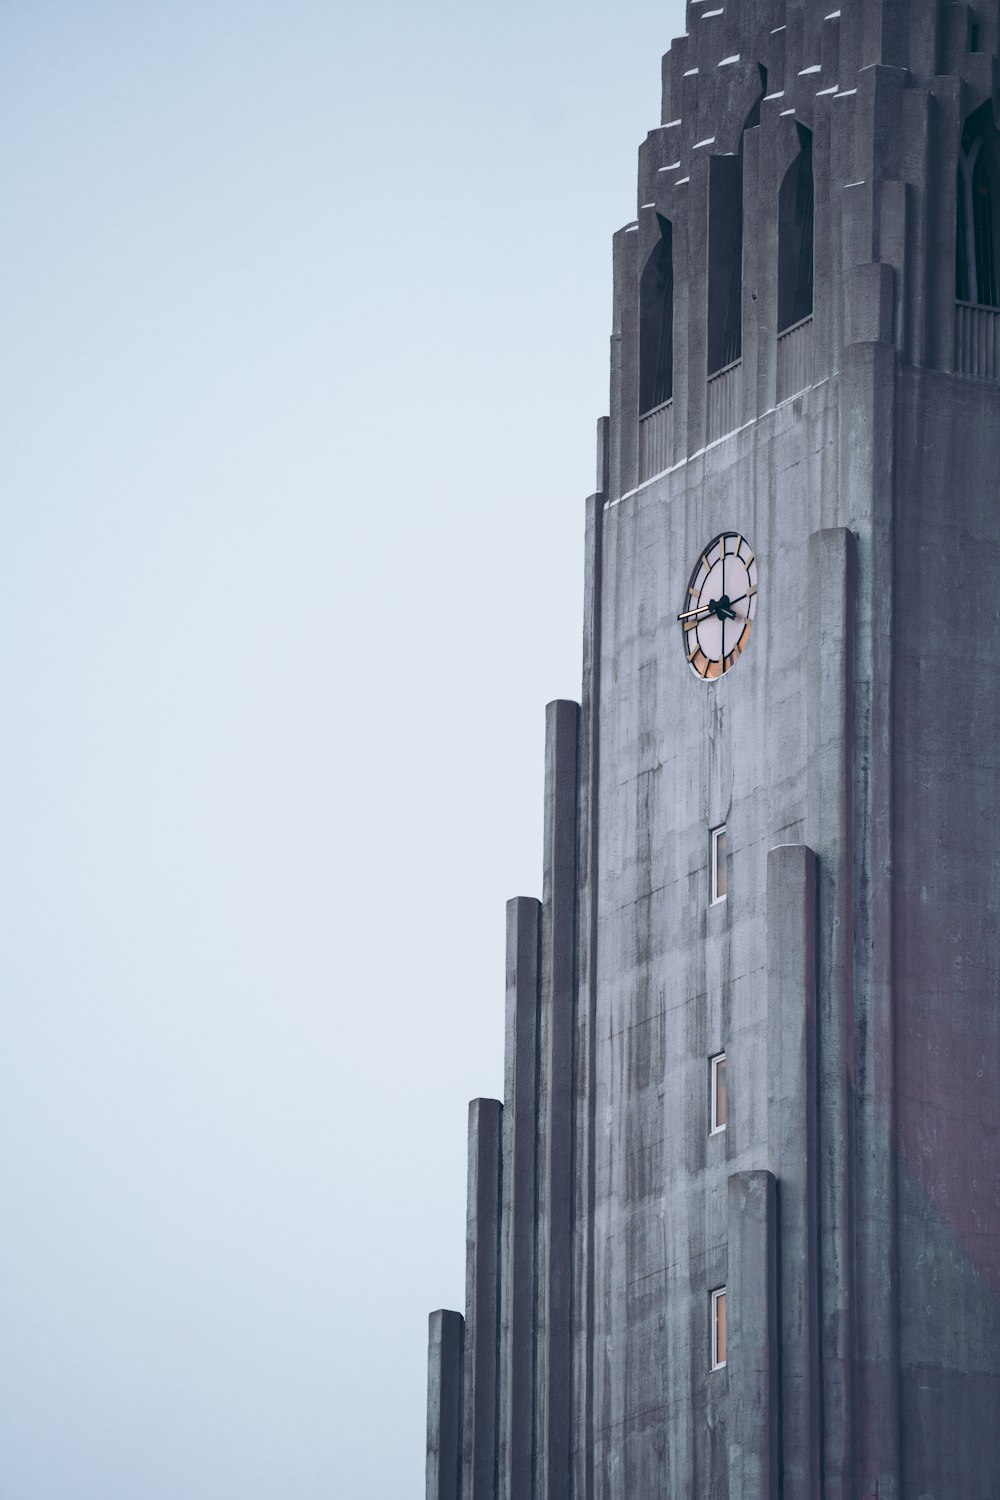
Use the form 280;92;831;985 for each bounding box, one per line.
464;1098;503;1500
839;251;900;1498
727;1171;779;1500
836;0;863;81
428;1309;464;1500
806;526;857;1500
905;0;942;75
861;0;908;69
536;700;580;1500
498;896;541;1500
572;485;604;1500
767;843;820;1500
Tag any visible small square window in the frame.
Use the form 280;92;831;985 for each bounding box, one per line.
710;824;728;905
711;1287;727;1369
710;1053;727;1134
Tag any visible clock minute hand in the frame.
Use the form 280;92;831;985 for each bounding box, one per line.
677;603;712;622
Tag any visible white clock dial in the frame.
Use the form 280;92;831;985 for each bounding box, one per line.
678;533;757;680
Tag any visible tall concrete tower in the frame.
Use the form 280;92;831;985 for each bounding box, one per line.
425;2;1000;1497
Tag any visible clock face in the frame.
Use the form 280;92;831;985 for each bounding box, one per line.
678;533;757;680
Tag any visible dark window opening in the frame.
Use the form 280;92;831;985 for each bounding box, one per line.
778;126;814;331
973;149;999;303
708;155;744;373
957;161;971;300
957;104;1000;307
639;214;674;414
707;69;766;375
971;18;981;52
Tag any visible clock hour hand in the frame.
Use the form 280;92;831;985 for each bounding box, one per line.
678;594;738;623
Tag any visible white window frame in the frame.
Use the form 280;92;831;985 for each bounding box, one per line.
710;1052;727;1135
711;1286;727;1370
710;823;728;905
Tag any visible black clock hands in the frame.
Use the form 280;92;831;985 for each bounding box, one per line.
677;595;739;624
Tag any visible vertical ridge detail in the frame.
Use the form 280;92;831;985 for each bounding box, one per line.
767;842;821;1498
464;1098;503;1500
536;700;581;1500
428;1310;465;1500
499;897;542;1500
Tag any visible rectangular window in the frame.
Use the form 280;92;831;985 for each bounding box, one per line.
711;1287;727;1369
710;824;728;905
710;1053;727;1134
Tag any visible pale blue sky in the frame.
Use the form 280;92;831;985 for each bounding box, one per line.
1;2;686;1494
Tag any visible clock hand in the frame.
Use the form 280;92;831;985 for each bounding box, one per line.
679;586;752;624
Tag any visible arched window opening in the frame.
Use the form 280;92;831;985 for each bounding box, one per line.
957;105;1000;307
778;126;814;331
708;155;744;373
707;74;765;376
639;215;674;414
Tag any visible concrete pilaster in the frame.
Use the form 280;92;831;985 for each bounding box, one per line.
840;319;900;1497
428;1309;464;1500
572;485;604;1500
499;896;541;1500
727;1170;779;1500
767;843;820;1500
536;700;580;1500
464;1098;503;1500
807;526;857;1500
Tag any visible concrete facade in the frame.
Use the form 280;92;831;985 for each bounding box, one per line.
426;2;1000;1496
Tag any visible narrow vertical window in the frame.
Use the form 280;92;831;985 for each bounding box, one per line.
957;104;1000;307
707;73;765;374
711;1287;727;1369
778;126;814;331
710;824;728;905
972;147;999;304
710;1053;727;1133
708;154;744;372
639;214;674;414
